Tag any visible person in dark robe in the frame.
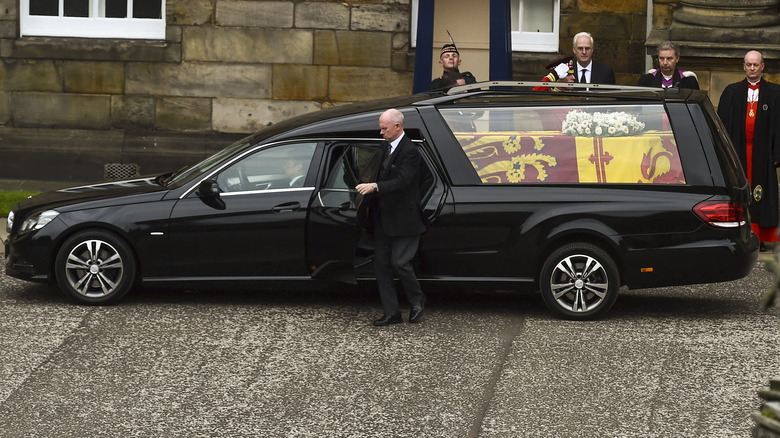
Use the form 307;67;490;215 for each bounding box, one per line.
637;41;699;89
718;50;780;250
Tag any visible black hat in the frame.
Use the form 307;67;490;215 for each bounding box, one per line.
440;43;459;57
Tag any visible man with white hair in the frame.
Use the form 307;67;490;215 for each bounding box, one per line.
356;109;428;325
535;32;615;90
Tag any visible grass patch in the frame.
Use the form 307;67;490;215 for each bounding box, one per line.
0;190;40;217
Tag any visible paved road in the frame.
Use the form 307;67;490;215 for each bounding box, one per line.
0;244;778;437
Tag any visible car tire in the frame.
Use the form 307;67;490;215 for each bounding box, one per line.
539;242;619;320
55;230;136;304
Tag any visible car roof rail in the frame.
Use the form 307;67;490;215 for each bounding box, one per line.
446;80;661;95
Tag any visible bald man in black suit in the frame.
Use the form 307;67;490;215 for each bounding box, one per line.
356;109;427;326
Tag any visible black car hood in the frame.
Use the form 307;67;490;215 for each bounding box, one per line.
14;178;169;214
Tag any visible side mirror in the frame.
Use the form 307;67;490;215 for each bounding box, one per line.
197;179;221;197
154;172;173;185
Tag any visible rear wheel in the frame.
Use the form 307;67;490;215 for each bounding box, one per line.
55;230;136;304
539;242;619;320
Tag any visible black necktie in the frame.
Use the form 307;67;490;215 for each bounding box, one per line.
382;142;393;172
580;69;587;84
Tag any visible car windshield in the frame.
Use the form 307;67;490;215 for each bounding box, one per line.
163;138;253;187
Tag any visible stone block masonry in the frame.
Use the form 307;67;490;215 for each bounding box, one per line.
0;0;415;182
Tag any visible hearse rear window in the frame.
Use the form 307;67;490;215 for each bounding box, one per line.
439;105;685;184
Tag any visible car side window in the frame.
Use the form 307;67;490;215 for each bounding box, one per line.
323;143;384;190
216;142;317;193
439;105;686;185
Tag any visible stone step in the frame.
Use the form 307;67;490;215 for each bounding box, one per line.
753;411;780;436
761;389;780;401
765;401;780;420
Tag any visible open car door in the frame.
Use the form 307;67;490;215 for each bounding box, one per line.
306;139;445;283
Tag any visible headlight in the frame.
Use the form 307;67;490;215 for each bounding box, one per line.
6;211;13;234
20;210;59;234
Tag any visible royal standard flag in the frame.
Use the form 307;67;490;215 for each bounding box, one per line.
457;130;685;185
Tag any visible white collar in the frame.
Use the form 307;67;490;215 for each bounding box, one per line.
389;132;404;152
748;87;759;102
578;61;593;71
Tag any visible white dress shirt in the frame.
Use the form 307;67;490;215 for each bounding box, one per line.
388;132;405;155
577;61;593;84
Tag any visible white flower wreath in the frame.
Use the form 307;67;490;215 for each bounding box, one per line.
562;110;645;137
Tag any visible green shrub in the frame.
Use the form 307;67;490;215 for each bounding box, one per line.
0;190;39;217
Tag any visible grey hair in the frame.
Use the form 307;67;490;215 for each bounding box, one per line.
657;41;679;57
572;32;593;47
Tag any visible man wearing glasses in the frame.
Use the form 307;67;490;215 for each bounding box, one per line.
535;32;615;90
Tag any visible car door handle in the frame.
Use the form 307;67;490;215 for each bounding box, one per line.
272;202;301;213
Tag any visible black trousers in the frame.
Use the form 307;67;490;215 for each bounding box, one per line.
372;220;425;317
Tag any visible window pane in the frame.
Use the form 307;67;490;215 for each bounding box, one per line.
439;105;685;185
105;0;127;18
64;0;89;17
510;0;519;31
511;0;559;52
30;0;58;16
217;143;317;192
522;0;554;33
133;0;161;19
21;0;166;38
325;144;383;189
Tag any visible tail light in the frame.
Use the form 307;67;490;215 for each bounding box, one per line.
693;201;746;228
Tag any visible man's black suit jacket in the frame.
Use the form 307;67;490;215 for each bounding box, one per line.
374;134;426;237
577;60;615;85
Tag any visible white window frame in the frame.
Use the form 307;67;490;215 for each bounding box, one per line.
411;0;418;48
511;0;560;53
20;0;166;39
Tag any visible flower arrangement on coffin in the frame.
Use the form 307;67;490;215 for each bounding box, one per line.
562;110;646;137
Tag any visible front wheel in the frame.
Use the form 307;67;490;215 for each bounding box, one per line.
539;243;619;320
55;230;136;304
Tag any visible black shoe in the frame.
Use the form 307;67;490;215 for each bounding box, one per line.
760;243;768;252
373;314;402;326
409;305;424;323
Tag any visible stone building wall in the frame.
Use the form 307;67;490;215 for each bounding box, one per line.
645;0;780;104
0;0;415;183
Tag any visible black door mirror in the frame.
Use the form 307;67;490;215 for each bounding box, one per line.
197;179;221;197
